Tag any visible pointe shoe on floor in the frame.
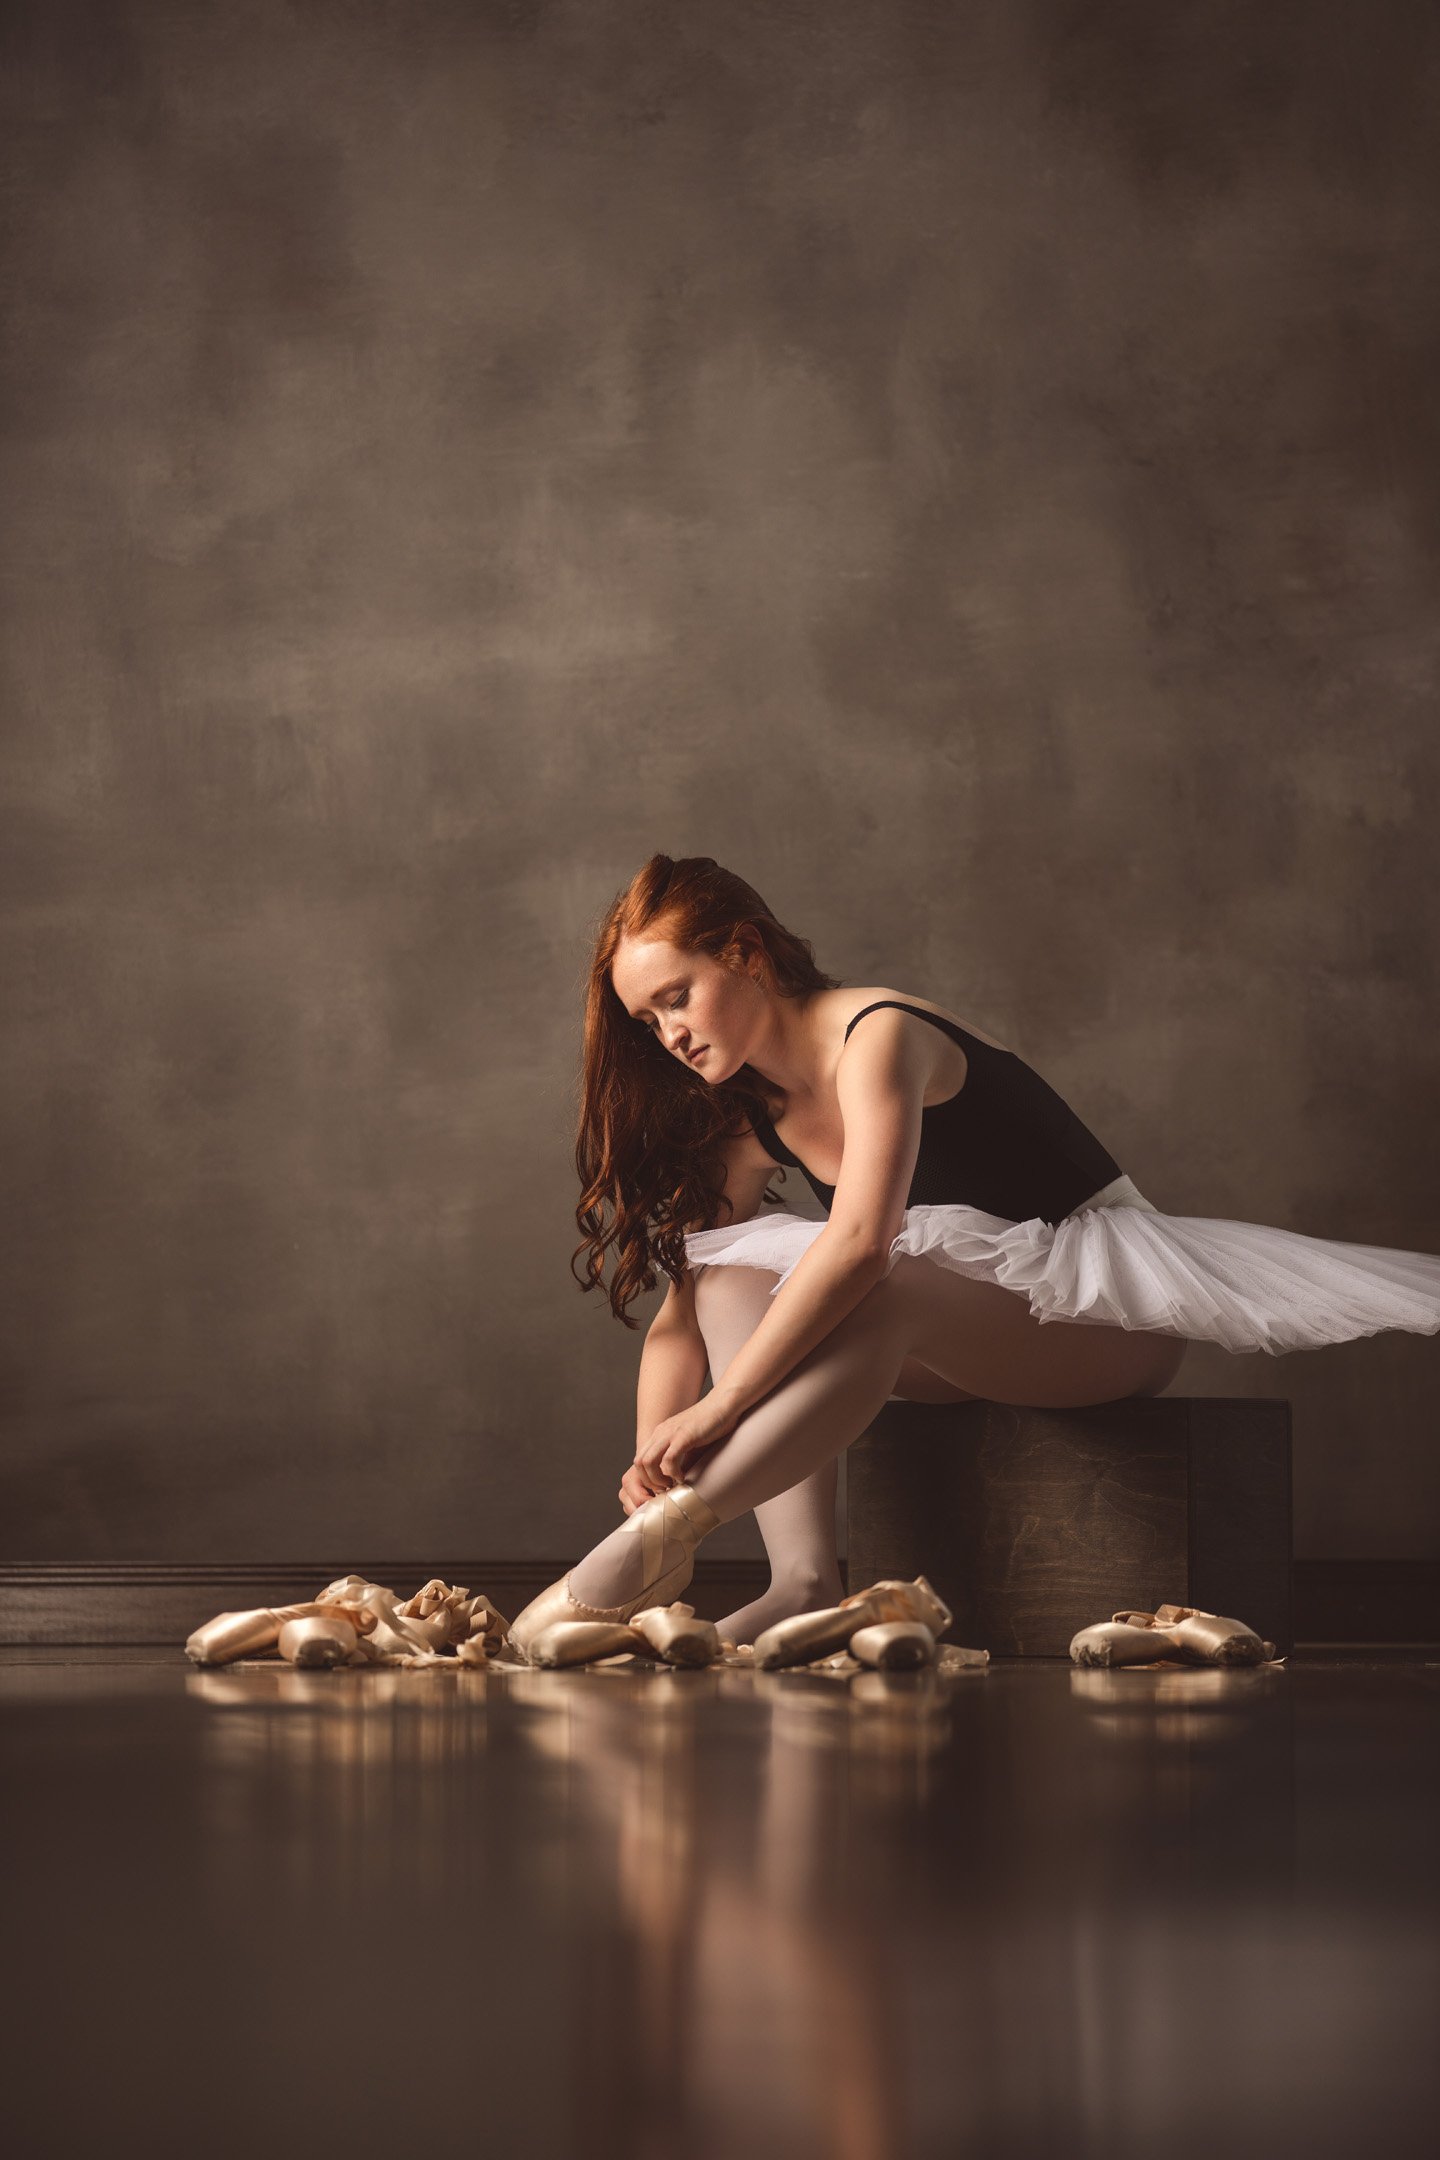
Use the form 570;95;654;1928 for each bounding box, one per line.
849;1621;937;1671
752;1603;857;1669
184;1600;377;1667
506;1483;722;1663
753;1575;952;1671
630;1603;722;1667
842;1575;953;1639
278;1613;360;1668
526;1620;644;1669
1072;1603;1276;1668
1069;1619;1183;1668
1125;1603;1277;1666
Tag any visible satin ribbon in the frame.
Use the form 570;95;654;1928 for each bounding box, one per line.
1110;1604;1209;1627
314;1575;510;1663
618;1484;720;1587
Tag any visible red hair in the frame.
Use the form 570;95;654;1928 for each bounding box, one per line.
572;854;843;1326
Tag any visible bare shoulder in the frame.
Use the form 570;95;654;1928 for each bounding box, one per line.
840;985;1013;1055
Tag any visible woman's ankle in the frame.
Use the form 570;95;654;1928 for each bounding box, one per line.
779;1565;845;1609
717;1571;844;1648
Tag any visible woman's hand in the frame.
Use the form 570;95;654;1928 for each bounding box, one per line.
621;1392;740;1510
618;1463;661;1515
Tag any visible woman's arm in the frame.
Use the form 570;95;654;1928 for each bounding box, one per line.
700;1009;932;1426
636;1314;710;1455
699;1228;889;1425
626;1132;776;1501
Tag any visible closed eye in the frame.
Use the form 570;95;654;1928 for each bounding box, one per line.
645;992;687;1031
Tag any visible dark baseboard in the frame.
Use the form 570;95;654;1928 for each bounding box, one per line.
1;1557;1436;1649
0;1559;774;1647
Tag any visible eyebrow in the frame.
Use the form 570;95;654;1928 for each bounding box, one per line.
625;976;684;1021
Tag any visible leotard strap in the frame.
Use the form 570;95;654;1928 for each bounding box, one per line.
843;999;992;1051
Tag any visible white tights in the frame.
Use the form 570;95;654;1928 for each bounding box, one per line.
567;1261;909;1634
686;1264;846;1643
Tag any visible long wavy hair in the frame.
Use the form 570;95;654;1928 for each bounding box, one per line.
572;854;844;1326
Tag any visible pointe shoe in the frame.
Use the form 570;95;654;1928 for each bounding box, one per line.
1135;1604;1276;1666
630;1603;723;1667
752;1603;863;1670
1069;1619;1182;1668
1071;1603;1277;1669
841;1575;953;1639
527;1621;644;1669
278;1613;359;1668
505;1483;723;1663
753;1575;952;1671
849;1621;937;1671
184;1599;377;1666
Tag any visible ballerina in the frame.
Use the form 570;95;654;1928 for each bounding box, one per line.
507;853;1440;1659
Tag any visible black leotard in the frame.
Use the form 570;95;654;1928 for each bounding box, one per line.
749;1000;1123;1228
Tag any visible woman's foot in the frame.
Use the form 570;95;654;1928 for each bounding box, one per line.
507;1485;721;1663
717;1573;846;1649
567;1485;715;1609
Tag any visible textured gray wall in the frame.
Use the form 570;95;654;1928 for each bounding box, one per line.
3;1;1437;1566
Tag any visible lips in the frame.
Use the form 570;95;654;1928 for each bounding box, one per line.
687;1046;708;1064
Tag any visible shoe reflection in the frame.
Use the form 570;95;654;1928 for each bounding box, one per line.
1070;1661;1287;1747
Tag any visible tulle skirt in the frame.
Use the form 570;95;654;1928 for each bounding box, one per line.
682;1175;1440;1357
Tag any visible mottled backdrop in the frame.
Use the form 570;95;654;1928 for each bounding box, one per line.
2;0;1437;1567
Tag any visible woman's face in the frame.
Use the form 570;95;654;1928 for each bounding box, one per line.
611;934;762;1082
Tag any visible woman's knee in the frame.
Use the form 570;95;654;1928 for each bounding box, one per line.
691;1263;782;1352
1127;1334;1189;1398
692;1263;781;1312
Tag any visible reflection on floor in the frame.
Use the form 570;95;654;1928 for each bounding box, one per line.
1;1648;1437;2158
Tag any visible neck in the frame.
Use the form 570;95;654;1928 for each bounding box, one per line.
745;990;828;1098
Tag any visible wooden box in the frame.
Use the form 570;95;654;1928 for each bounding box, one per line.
845;1397;1292;1657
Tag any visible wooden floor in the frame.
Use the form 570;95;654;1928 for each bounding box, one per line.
2;1647;1437;2158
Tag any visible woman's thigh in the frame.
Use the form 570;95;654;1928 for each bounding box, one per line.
869;1254;1189;1408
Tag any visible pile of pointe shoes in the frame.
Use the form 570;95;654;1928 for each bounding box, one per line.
184;1576;513;1669
186;1582;1278;1676
523;1573;981;1674
182;1573;986;1675
1069;1603;1283;1669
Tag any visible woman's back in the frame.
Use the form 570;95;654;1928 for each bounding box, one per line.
750;993;1123;1228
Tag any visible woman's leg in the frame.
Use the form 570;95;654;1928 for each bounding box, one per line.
685;1265;846;1643
567;1268;910;1610
565;1255;1188;1611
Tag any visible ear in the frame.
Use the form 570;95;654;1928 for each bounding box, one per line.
733;921;763;980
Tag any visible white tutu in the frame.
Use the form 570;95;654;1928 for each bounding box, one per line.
682;1174;1440;1357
